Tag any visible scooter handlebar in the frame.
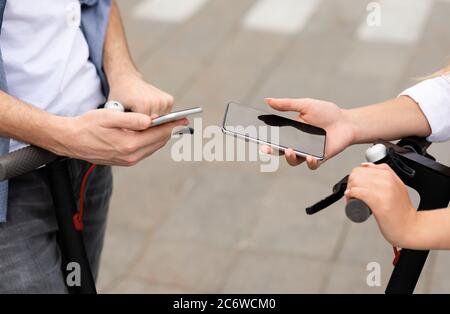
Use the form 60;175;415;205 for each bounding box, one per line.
0;101;127;182
0;146;57;181
343;143;383;223
345;198;372;223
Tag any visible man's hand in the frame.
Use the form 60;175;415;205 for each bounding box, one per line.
103;2;174;116
108;70;174;116
345;163;418;248
49;109;188;166
262;98;355;169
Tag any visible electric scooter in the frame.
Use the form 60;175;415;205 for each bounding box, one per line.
307;137;450;294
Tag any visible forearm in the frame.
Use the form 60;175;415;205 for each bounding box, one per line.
404;207;450;250
344;96;432;144
103;0;139;80
102;1;174;115
0;91;67;153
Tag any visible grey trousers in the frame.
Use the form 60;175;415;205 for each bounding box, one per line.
0;159;112;293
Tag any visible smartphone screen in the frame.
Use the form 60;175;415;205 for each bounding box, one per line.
222;102;326;159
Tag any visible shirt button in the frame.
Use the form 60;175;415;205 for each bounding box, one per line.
66;1;81;28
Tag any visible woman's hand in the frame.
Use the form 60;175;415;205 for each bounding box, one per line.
108;70;174;116
346;163;418;248
262;98;355;169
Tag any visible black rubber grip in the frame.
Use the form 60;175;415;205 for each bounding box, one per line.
345;198;372;223
0;146;57;181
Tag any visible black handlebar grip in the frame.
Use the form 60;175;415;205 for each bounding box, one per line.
345;198;372;223
0;146;57;181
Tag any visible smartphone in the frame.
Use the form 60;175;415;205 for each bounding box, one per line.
222;102;326;160
151;107;203;127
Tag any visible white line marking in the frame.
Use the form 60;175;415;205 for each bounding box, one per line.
242;0;321;34
356;0;434;44
132;0;209;23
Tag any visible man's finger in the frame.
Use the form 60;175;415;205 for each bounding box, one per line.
136;118;189;147
101;110;152;131
134;138;169;162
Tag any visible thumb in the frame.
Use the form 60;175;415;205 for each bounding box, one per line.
101;109;152;131
265;98;312;113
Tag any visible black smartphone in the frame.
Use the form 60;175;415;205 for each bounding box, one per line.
222;102;326;160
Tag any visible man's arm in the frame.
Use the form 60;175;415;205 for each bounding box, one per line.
103;1;174;116
0;89;187;165
103;0;138;80
0;91;65;152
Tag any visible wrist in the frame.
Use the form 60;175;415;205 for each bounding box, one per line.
397;209;422;249
341;108;358;146
107;68;143;97
42;115;76;156
106;62;141;87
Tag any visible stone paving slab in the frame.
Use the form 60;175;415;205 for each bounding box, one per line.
152;165;275;247
131;239;237;293
138;0;256;96
97;223;148;291
429;251;450;293
245;172;348;261
105;275;191;294
117;0;177;64
221;251;329;293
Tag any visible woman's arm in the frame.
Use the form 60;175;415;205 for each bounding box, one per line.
264;95;432;169
346;162;450;250
411;208;450;250
345;95;432;144
347;73;450;144
265;73;449;169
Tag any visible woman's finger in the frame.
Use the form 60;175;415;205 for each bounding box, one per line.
260;145;273;155
306;155;321;170
285;148;304;166
345;186;371;204
259;145;285;156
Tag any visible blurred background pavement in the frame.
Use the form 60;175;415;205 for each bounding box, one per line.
98;0;450;293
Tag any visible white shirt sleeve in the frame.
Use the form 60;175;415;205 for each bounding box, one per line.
399;74;450;142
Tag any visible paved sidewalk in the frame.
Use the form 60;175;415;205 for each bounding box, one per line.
98;0;450;293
